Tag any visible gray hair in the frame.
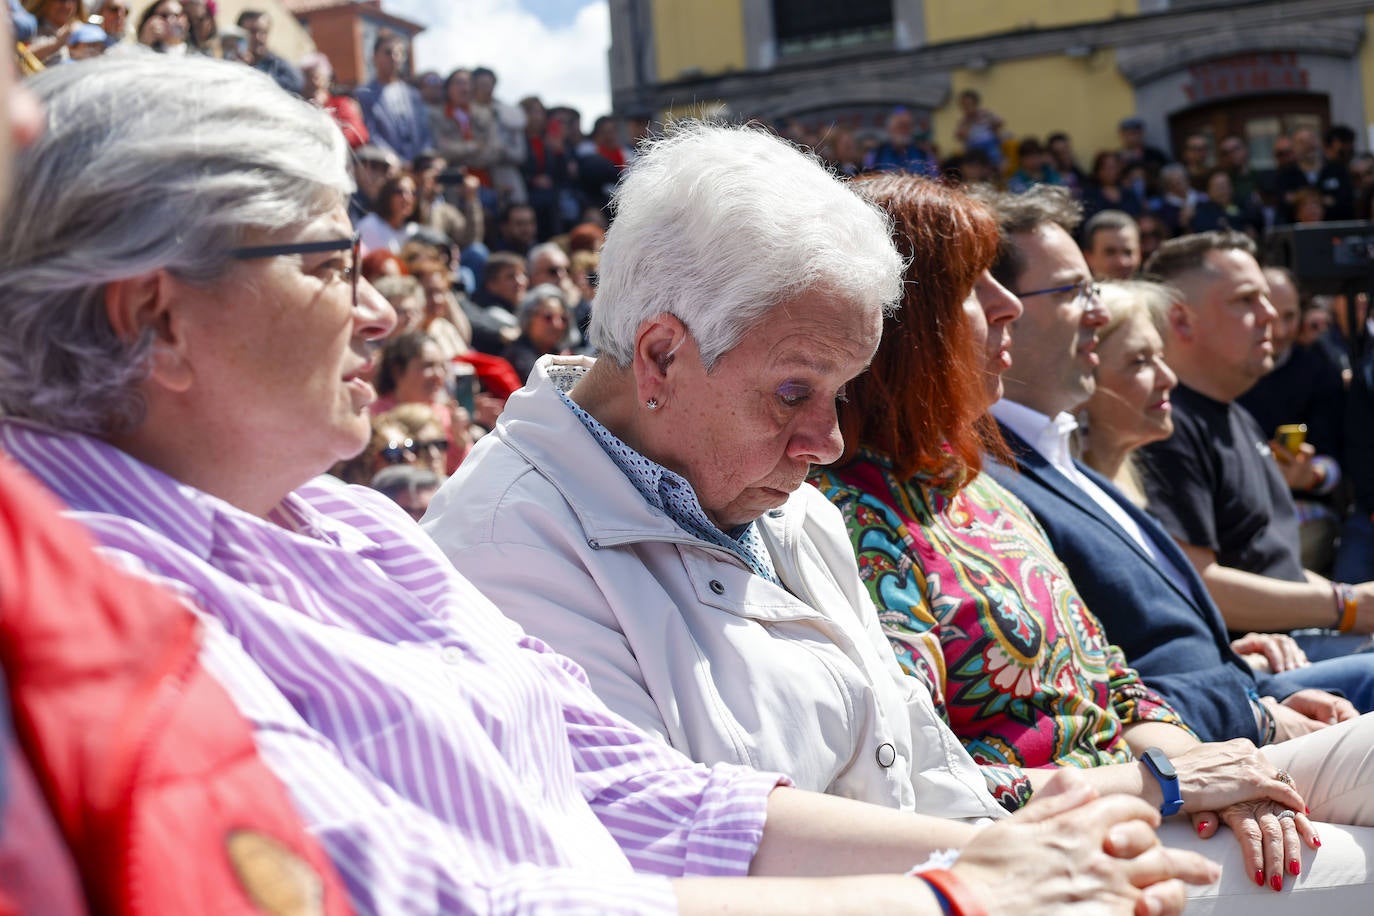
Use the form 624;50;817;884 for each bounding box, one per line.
527;241;568;271
0;54;351;435
589;121;903;368
517;283;568;331
373;274;424;309
369;464;442;500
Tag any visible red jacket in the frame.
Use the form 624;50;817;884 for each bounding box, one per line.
0;459;353;916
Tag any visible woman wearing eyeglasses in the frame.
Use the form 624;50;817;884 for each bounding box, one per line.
135;0;187;54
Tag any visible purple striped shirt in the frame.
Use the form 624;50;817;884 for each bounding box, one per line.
2;422;784;915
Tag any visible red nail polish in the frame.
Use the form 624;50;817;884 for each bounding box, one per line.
1313;834;1322;848
1288;860;1300;876
1196;820;1209;834
1255;870;1264;886
1271;874;1283;892
1305;806;1310;815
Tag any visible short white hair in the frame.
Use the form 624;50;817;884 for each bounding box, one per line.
0;53;351;435
590;121;903;368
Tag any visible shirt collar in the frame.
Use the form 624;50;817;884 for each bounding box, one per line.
989;398;1079;477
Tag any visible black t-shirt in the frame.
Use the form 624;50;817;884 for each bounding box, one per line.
1138;384;1306;582
1237;343;1346;468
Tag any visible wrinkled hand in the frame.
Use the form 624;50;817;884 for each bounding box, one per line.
1231;632;1308;673
1279;689;1358;731
1172;738;1306;813
955;770;1218;916
1270;440;1322;491
1191;800;1317;893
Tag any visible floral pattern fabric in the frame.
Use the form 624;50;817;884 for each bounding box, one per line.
812;450;1193;812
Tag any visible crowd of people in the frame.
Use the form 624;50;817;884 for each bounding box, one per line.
7;3;1374;913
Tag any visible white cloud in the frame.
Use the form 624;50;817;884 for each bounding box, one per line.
384;0;613;121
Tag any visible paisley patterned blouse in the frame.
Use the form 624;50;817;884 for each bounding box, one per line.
812;450;1193;812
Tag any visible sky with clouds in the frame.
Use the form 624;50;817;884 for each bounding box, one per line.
384;0;613;120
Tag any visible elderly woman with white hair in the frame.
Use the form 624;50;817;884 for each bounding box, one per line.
0;54;1217;914
503;281;570;382
427;124;1183;823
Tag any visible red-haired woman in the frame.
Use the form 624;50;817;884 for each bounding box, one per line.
811;173;1374;897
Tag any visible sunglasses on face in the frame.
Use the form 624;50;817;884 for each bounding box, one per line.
380;438;448;464
231;233;361;309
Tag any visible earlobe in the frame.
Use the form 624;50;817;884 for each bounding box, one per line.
632;313;689;408
104;272;194;393
1167;302;1193;342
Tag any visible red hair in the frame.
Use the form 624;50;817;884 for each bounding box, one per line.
836;174;1006;484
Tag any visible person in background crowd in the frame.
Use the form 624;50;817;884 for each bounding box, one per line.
354;29;432;163
1238;266;1347;575
22;0;84;64
348;143;398;224
1081;209;1142;281
1007;137;1062;193
1277;126;1355;223
1187;169;1257;237
372;273;425;336
491;201;538;256
410;151;483;251
1136;212;1169;262
91;0;125;46
865;106;938;178
369;463;443;522
470;250;526;333
1082;150;1144;221
233;9;300;92
428;67;481;174
65;19;102;57
356;172;416;254
817;127;863;179
373;331;476;473
1150;163;1201;236
520;94;575;238
1219;136;1262;216
954;89;1004;170
1116;116;1170;195
180;0;213;52
469;65;527;207
371;402;451;481
416;69;443;106
135;0;187;55
1180;133;1212;193
407;254;480;358
1047;131;1087;197
502;283;570;383
299;51;368;148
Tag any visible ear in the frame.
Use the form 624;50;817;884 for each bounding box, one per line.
630;312;690;409
104;271;194;394
1166;300;1193;343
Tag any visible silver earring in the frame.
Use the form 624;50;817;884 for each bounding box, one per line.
645;398;660;410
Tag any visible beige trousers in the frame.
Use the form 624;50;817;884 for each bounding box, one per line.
1172;711;1374;912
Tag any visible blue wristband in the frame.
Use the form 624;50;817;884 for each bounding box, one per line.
1140;746;1184;816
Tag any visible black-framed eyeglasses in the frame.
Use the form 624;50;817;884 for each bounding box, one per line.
1013;279;1101;309
230;233;360;308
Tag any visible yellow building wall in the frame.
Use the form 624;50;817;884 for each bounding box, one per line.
932;51;1137;166
652;0;747;82
925;0;1138;45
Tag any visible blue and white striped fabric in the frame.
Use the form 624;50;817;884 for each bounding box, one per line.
1;421;784;915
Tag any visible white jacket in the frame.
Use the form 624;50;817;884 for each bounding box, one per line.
425;356;1005;821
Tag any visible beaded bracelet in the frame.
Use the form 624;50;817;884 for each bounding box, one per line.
913;869;990;916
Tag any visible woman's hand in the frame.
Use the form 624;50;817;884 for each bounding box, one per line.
1172;738;1306;813
1277;689;1358;732
955;770;1219;915
1191;800;1318;892
1231;631;1308;673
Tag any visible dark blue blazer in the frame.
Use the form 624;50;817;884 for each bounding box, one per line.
988;424;1270;743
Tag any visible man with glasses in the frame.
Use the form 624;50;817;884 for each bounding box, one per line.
975;190;1374;747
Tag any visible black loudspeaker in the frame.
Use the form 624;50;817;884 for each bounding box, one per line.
1264;221;1374;294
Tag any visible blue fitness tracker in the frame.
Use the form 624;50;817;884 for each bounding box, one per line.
1140;746;1184;816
